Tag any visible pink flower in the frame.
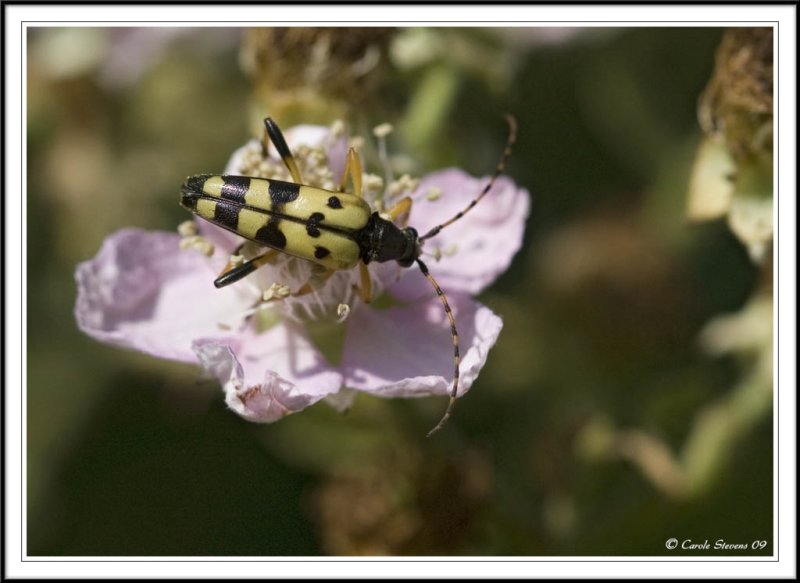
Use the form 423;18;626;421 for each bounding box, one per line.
75;122;529;426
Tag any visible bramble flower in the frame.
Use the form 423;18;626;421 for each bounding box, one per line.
75;122;529;424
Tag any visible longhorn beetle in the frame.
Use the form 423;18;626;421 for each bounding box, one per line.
180;115;517;436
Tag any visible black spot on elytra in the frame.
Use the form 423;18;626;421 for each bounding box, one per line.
213;201;240;232
306;212;325;238
269;181;300;205
314;246;331;259
255;217;287;250
180;188;199;210
186;175;209;192
220;176;250;203
327;196;343;209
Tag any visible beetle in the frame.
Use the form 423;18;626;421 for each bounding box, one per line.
180;116;517;436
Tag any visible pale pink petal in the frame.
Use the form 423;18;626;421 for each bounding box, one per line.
324;387;359;413
341;294;503;398
193;320;342;422
391;169;530;300
196;220;241;257
75;228;251;362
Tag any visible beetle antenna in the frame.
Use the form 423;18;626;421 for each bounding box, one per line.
417;258;460;437
419;114;517;243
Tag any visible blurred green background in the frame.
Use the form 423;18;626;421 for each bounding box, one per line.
27;27;773;556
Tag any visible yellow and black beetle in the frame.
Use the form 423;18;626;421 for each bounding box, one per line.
180;116;516;435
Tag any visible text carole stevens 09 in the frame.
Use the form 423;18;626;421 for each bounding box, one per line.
75;116;530;435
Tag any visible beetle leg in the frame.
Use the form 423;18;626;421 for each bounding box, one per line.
353;262;373;304
263;117;304;184
387;196;412;227
216;243;247;284
338;147;363;198
214;249;280;289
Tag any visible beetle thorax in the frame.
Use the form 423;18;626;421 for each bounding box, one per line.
359;213;420;268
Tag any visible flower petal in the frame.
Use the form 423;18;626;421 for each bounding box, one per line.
391;169;530;300
193;321;342;422
324;387;359;413
195;220;242;257
75;228;252;362
341;294;503;398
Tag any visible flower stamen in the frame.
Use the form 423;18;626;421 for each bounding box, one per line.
387;174;419;198
263;282;292;302
179;234;215;257
177;220;198;237
373;122;394;139
426;186;443;202
336;303;351;322
330;119;346;139
373;122;395;191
